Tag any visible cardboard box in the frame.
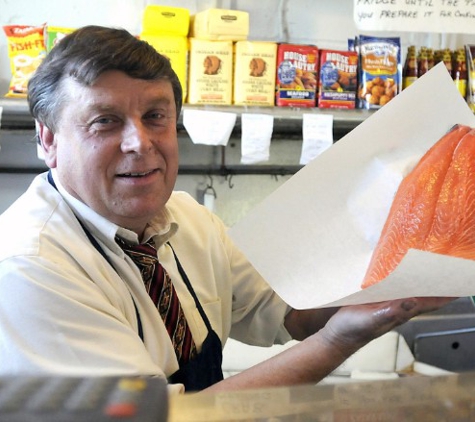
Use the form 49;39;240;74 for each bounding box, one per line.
188;38;233;105
140;34;189;102
142;5;190;37
318;49;358;109
191;8;249;41
275;43;319;107
233;41;277;106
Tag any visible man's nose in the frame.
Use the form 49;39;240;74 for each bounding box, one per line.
121;121;153;153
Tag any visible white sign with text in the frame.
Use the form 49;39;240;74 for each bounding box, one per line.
354;0;475;34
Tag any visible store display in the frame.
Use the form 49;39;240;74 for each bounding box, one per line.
233;41;277;106
362;124;475;289
318;49;358;109
2;5;475;111
275;43;319;108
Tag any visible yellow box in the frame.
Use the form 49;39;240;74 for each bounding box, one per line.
142;5;190;36
187;38;233;105
140;34;189;102
191;8;249;41
233;41;277;106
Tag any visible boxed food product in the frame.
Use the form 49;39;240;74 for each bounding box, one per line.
3;23;47;98
356;35;401;109
140;34;188;102
45;25;75;52
191;8;249;41
233;41;277;106
188;38;233;105
318;49;358;109
142;5;190;36
275;43;319;108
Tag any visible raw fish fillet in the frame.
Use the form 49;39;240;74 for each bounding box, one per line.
362;124;475;288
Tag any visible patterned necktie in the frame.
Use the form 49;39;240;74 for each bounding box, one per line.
116;236;196;365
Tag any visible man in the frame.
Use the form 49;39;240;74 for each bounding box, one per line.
0;26;452;394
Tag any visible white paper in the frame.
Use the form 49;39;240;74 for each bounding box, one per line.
229;63;475;310
299;113;333;165
353;0;475;34
240;113;274;164
183;109;237;146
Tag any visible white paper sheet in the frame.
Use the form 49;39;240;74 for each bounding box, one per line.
183;109;237;146
229;63;475;309
300;113;333;165
241;113;274;164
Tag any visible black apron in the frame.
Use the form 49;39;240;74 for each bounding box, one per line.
167;245;224;391
47;171;223;391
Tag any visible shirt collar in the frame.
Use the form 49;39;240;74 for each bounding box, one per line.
49;169;178;249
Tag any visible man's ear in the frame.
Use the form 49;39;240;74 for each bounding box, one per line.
36;121;57;168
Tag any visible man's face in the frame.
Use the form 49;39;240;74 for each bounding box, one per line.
42;70;179;235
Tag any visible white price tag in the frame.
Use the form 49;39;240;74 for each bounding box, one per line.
299;113;333;165
240;113;274;164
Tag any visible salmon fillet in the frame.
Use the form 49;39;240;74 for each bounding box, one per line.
361;124;475;288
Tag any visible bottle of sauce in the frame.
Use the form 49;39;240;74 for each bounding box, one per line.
442;49;453;76
403;45;418;90
418;46;429;77
427;48;435;70
453;48;467;98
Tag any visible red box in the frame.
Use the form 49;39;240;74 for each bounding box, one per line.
318;49;358;109
275;43;318;107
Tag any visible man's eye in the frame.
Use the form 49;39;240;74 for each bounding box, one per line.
93;117;115;125
146;112;165;121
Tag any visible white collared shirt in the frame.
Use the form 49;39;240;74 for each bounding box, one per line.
0;171;291;394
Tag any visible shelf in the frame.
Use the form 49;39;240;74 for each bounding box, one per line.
0;97;373;132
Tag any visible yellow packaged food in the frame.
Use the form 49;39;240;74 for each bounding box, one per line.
191;8;249;41
140;34;189;102
233;41;277;106
3;23;47;98
45;25;75;52
188;38;233;105
142;5;190;37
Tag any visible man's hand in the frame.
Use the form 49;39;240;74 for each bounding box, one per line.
318;297;456;358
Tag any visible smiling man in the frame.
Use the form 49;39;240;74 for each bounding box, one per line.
0;26;453;395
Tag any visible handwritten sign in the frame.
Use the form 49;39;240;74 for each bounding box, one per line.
354;0;475;34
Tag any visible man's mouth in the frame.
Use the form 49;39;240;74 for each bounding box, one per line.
118;169;157;178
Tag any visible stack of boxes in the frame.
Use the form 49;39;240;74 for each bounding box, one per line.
140;5;190;101
140;5;357;109
141;6;279;107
